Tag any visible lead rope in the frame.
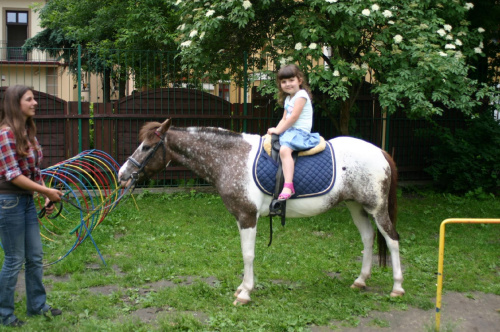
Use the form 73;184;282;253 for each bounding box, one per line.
269;214;273;246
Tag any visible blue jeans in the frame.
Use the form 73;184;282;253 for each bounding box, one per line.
0;194;49;325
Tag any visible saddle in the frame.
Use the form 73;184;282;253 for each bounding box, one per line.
266;133;325;245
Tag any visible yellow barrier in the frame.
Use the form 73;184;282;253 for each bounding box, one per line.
435;218;500;331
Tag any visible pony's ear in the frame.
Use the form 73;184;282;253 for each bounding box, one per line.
159;118;171;134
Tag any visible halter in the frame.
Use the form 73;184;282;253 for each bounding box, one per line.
127;130;167;181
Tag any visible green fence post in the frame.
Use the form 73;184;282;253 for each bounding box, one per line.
384;111;390;152
243;51;248;133
77;44;82;153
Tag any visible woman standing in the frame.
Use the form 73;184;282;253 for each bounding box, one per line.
0;85;63;327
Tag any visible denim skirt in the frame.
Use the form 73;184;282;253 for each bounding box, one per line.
279;127;320;151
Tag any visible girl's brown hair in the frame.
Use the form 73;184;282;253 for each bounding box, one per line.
0;85;38;157
276;64;312;105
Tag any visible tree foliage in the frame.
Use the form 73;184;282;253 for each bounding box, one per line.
176;0;495;134
465;0;500;85
425;114;500;194
24;0;181;99
27;0;179;50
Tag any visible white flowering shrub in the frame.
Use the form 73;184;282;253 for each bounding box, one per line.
176;0;493;134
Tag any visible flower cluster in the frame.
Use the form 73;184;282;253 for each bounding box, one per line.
434;21;485;56
393;35;403;44
279;56;294;66
361;4;393;18
382;10;392;18
464;3;474;10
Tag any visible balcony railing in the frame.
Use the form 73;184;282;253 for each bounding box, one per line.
0;41;59;63
7;47;26;61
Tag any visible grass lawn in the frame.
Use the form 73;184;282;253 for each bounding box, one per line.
1;188;499;331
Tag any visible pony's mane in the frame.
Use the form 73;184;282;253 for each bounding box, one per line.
171;126;242;138
140;122;242;143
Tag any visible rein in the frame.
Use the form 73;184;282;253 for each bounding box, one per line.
127;130;167;182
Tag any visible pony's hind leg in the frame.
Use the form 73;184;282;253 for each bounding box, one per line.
234;221;257;305
346;201;374;290
372;211;405;297
385;236;404;297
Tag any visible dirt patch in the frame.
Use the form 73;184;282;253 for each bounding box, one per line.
15;273;70;300
87;275;217;325
127;307;209;326
310;292;500;332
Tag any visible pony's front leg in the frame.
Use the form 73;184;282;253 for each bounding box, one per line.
234;223;257;305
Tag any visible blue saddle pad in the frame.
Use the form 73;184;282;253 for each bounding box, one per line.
252;138;336;198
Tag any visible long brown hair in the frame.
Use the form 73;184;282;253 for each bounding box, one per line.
0;85;38;157
276;64;312;105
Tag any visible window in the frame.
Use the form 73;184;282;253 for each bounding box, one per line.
6;11;29;61
218;83;230;101
202;83;215;95
46;67;58;97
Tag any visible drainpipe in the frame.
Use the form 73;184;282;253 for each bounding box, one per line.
77;44;82;153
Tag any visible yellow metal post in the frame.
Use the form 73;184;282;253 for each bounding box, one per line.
435;218;500;331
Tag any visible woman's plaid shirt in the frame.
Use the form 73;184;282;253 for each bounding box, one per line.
0;127;43;183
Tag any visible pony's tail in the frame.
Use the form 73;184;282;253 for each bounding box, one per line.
378;150;399;267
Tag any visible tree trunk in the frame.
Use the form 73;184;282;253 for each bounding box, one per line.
119;68;127;99
339;100;351;136
338;80;365;136
102;68;111;103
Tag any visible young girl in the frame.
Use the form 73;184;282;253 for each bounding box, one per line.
0;85;63;327
267;64;320;200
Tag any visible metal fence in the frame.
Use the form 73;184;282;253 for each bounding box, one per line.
0;46;468;184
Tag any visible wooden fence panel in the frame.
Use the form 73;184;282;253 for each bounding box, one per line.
33;90;68;168
66;101;90;158
94;102;115;156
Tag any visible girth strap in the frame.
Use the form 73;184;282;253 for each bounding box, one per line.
268;134;297;246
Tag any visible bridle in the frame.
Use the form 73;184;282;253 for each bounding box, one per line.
126;130;168;183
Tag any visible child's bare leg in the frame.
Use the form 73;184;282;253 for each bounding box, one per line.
280;146;295;195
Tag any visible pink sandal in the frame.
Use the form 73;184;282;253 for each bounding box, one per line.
278;182;295;201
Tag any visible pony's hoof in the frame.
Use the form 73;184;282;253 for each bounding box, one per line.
390;290;405;297
234;289;242;297
350;282;366;289
233;297;250;306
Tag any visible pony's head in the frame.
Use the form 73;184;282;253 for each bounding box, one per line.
118;118;172;188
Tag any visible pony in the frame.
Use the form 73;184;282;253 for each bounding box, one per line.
118;119;404;305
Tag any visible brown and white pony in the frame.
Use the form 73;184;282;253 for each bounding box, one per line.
118;119;404;305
